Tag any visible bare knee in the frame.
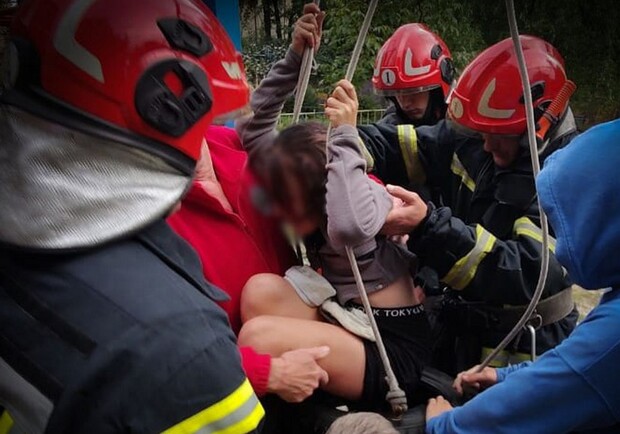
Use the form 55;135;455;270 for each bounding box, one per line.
238;316;280;354
241;273;290;322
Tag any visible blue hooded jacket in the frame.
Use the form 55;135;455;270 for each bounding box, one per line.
426;119;620;434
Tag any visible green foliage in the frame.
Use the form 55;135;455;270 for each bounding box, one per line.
241;0;619;123
315;0;485;97
241;39;288;87
468;0;620;126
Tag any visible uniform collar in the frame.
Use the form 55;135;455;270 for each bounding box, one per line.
136;220;229;302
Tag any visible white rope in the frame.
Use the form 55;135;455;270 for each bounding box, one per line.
327;0;408;416
477;0;550;372
292;0;406;415
292;0;320;124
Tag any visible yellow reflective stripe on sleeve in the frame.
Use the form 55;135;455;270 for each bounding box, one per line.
450;154;475;192
162;379;264;434
442;225;497;290
0;411;13;434
481;347;533;368
397;125;426;185
357;137;375;172
513;217;556;252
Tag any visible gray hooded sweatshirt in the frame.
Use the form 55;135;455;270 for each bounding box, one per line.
236;49;415;304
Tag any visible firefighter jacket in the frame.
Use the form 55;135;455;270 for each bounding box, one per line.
0;221;264;434
357;119;579;369
426;118;620;434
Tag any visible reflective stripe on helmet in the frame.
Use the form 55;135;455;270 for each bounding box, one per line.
477;78;516;120
443;225;497;290
162;379;264;434
52;0;103;83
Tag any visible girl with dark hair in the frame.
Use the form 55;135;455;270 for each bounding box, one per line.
236;3;431;410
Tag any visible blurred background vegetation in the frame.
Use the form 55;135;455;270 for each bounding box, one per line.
1;0;618;127
240;0;620;127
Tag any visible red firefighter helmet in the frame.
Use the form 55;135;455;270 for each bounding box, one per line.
3;0;249;167
447;35;568;136
372;23;455;99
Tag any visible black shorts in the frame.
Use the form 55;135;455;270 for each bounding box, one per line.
347;303;432;411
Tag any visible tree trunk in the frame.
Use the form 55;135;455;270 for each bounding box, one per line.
262;0;272;40
273;0;283;40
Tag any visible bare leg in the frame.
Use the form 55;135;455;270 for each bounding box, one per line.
241;273;321;322
238;315;366;400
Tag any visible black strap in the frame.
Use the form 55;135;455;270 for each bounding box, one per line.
420;367;462;406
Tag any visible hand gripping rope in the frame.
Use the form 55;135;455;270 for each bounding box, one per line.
476;0;555;371
292;0;408;416
291;0;320;124
332;1;408;417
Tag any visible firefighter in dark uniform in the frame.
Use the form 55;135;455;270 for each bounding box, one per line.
358;36;580;375
372;23;455;127
0;1;262;433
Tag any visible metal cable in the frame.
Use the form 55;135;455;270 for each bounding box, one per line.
477;0;551;371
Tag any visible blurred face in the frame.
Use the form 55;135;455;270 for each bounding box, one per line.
482;134;521;168
395;91;430;120
272;174;321;237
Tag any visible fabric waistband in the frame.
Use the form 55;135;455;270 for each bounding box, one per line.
346;303;425;318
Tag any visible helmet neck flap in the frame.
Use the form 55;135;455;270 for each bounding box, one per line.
0;105;191;251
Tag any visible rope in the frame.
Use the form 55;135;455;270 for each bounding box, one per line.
476;0;551;372
292;0;406;415
324;0;379;148
329;0;408;416
292;0;320;124
345;245;408;416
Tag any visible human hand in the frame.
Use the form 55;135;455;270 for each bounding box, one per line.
426;396;453;421
381;185;428;235
291;3;325;56
268;346;330;403
453;364;498;395
388;194;409;244
325;80;358;127
194;139;233;212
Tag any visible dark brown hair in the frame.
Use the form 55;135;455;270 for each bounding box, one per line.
249;121;328;220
